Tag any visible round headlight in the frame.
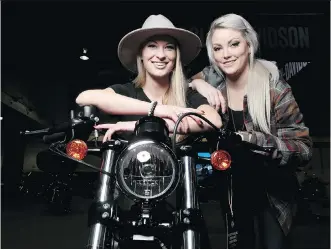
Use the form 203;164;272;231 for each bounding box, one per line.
116;140;179;200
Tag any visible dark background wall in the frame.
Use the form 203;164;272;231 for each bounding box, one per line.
2;0;330;137
1;2;329;248
1;1;330;187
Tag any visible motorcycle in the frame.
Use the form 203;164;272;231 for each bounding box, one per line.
21;105;274;249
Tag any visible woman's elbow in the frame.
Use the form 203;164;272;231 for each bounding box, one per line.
198;105;222;129
204;112;222;129
75;91;88;106
76;90;100;106
211;116;222;129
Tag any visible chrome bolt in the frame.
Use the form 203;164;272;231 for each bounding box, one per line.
183;218;190;224
103;203;110;209
102;212;109;218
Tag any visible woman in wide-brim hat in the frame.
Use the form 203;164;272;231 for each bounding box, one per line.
117;14;202;73
76;14;222;141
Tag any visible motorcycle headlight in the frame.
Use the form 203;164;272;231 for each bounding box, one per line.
116;139;180;200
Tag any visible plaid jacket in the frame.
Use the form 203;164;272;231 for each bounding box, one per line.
201;66;313;235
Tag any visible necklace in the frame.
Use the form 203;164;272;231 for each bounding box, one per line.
226;83;245;132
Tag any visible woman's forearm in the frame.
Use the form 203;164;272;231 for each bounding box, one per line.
199;104;222;128
76;89;151;115
191;71;205;80
165;104;222;134
190;78;209;90
193;104;222;131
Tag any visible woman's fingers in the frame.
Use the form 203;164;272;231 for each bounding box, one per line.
103;128;114;142
218;90;227;114
170;107;203;123
186;115;203;127
183;107;204;115
171;113;179;123
181;117;189;133
156;105;204;123
207;93;216;108
94;124;114;129
214;93;221;111
94;123;118;142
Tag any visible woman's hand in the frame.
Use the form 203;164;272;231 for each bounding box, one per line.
190;79;226;113
164;116;204;134
94;121;136;142
154;104;204;124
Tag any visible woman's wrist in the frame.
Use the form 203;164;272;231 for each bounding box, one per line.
117;121;136;131
188;79;196;90
148;101;158;116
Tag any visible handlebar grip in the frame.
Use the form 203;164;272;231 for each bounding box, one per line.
48;122;71;133
20;122;73;137
20;128;50;136
43;132;66;143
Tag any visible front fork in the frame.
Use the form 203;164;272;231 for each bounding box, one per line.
180;145;201;249
87;140;122;249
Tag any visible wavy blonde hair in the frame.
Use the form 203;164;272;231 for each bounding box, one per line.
206;13;279;134
133;38;188;141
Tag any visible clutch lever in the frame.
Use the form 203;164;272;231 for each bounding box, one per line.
213;129;276;156
241;141;275;153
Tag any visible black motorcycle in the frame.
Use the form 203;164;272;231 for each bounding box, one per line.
21;105;274;249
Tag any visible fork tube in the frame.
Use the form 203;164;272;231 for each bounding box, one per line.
180;146;200;249
87;141;120;249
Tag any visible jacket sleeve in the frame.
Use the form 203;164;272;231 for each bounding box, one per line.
201;65;225;88
241;80;313;168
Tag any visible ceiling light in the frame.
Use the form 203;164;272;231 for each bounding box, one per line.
80;48;89;60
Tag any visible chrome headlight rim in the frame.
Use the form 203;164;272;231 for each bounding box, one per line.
115;139;181;201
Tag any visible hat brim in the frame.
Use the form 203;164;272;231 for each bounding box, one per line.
118;27;202;73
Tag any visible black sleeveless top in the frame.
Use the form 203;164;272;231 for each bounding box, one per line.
106;82;209;141
227;107;245;132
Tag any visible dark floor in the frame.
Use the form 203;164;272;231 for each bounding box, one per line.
1;191;330;249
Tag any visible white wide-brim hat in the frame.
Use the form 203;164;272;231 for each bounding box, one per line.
117;14;202;72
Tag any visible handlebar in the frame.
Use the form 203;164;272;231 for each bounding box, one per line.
43;132;66;143
22;106;274;153
20;122;71;136
20;118;92;136
173;112;275;155
21;105;275;172
21;105;98;135
20;105;99;144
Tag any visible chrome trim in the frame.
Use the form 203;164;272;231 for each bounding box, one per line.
116;139;180;201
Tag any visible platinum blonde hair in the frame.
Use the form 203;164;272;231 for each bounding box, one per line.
206;13;280;134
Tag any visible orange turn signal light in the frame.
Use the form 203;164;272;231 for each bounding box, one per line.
66;139;88;160
210;150;231;171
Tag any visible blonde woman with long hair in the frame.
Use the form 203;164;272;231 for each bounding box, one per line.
76;14;222;142
76;16;221;248
190;13;312;248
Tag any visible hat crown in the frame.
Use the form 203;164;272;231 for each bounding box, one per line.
141;14;176;29
118;14;202;72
